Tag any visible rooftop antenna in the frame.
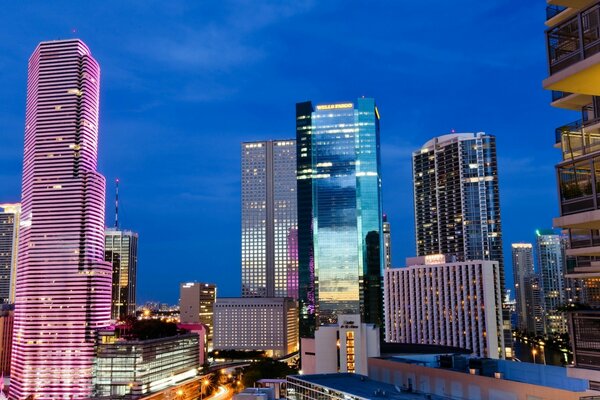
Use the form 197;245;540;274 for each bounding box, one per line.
115;178;119;229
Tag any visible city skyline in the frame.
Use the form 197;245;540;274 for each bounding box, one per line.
0;2;566;303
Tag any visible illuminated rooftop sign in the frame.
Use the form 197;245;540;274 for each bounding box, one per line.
424;254;446;265
316;103;353;111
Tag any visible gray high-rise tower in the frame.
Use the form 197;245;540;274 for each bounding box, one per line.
241;140;298;299
536;229;567;335
383;215;392;269
0;204;20;304
511;243;534;332
412;132;509;357
413;132;504;281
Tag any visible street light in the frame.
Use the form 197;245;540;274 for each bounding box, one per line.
532;348;538;364
200;378;210;400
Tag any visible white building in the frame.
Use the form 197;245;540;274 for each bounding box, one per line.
213;297;298;358
384;255;504;359
301;314;380;376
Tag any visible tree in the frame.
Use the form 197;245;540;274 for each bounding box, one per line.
241;359;298;388
130;319;180;340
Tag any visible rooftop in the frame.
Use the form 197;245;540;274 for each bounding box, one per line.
289;373;452;400
420;132;487;150
379;355;589;392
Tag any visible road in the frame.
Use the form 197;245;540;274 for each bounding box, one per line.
205;385;233;400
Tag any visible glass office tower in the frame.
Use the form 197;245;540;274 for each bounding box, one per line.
105;228;138;320
296;98;383;337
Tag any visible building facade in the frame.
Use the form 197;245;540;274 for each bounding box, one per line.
10;39;112;400
286;373;445;400
413;133;504;288
383;215;392;270
105;228;138;320
93;331;200;399
511;243;535;332
524;274;546;336
179;282;216;349
412;132;509;356
241;140;298;299
384;256;504;359
368;354;595;400
0;203;20;304
0;306;13;375
543;1;600;379
536;230;567;335
296;99;383;337
300;314;380;376
213;297;298;358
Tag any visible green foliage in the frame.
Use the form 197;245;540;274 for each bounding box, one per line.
210;349;266;360
241;358;298;388
130;319;181;340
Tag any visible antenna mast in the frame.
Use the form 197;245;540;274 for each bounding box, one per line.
115;178;119;229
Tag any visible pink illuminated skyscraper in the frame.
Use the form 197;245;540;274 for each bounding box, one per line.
10;39;112;400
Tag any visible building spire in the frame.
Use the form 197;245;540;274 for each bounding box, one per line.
115;178;119;229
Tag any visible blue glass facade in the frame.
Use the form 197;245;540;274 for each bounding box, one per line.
297;99;383;335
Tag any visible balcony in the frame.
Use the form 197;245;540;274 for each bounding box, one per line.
555;106;600;157
547;5;568;20
546;5;577;27
551;90;592;110
564;255;600;276
555;148;600;217
548;0;597;9
543;4;600;95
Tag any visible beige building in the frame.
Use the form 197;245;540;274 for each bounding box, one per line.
301;314;380;376
544;0;600;388
179;282;216;349
213;297;298;358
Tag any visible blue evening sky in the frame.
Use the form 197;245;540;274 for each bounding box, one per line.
0;1;568;304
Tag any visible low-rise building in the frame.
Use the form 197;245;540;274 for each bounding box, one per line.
0;305;13;375
286;373;448;400
213;297;298;358
180;282;217;350
368;354;599;400
93;329;200;399
234;387;275;400
385;256;504;359
300;314;379;376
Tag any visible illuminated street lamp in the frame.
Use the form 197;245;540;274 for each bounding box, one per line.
532;348;538;364
200;378;210;400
